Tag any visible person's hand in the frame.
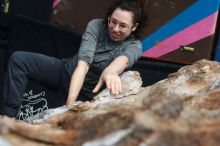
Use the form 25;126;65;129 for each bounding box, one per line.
93;71;122;95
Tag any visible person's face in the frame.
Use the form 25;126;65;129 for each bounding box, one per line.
108;7;137;42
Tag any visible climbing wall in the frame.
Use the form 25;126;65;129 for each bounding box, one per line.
141;0;220;64
50;0;220;64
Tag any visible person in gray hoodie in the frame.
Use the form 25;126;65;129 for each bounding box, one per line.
1;0;147;117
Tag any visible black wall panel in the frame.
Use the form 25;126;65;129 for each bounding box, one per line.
12;0;53;22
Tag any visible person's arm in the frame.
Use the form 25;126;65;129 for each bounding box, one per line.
92;56;129;95
66;19;102;105
66;60;89;105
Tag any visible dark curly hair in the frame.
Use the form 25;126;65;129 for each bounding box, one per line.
105;0;148;39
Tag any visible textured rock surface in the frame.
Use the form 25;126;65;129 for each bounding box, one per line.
1;60;220;146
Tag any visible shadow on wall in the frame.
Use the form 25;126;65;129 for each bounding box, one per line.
214;27;220;62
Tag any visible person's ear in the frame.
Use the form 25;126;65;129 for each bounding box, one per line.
132;23;138;32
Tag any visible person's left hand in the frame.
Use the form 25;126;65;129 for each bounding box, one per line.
92;71;122;95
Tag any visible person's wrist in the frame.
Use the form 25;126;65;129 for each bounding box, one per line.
66;96;75;105
103;67;117;75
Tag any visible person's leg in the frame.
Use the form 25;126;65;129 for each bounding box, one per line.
1;51;63;117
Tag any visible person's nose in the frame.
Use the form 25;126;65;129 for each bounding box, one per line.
112;24;120;32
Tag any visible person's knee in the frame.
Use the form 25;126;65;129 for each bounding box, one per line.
9;51;27;65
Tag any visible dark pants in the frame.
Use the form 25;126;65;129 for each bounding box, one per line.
0;51;69;117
